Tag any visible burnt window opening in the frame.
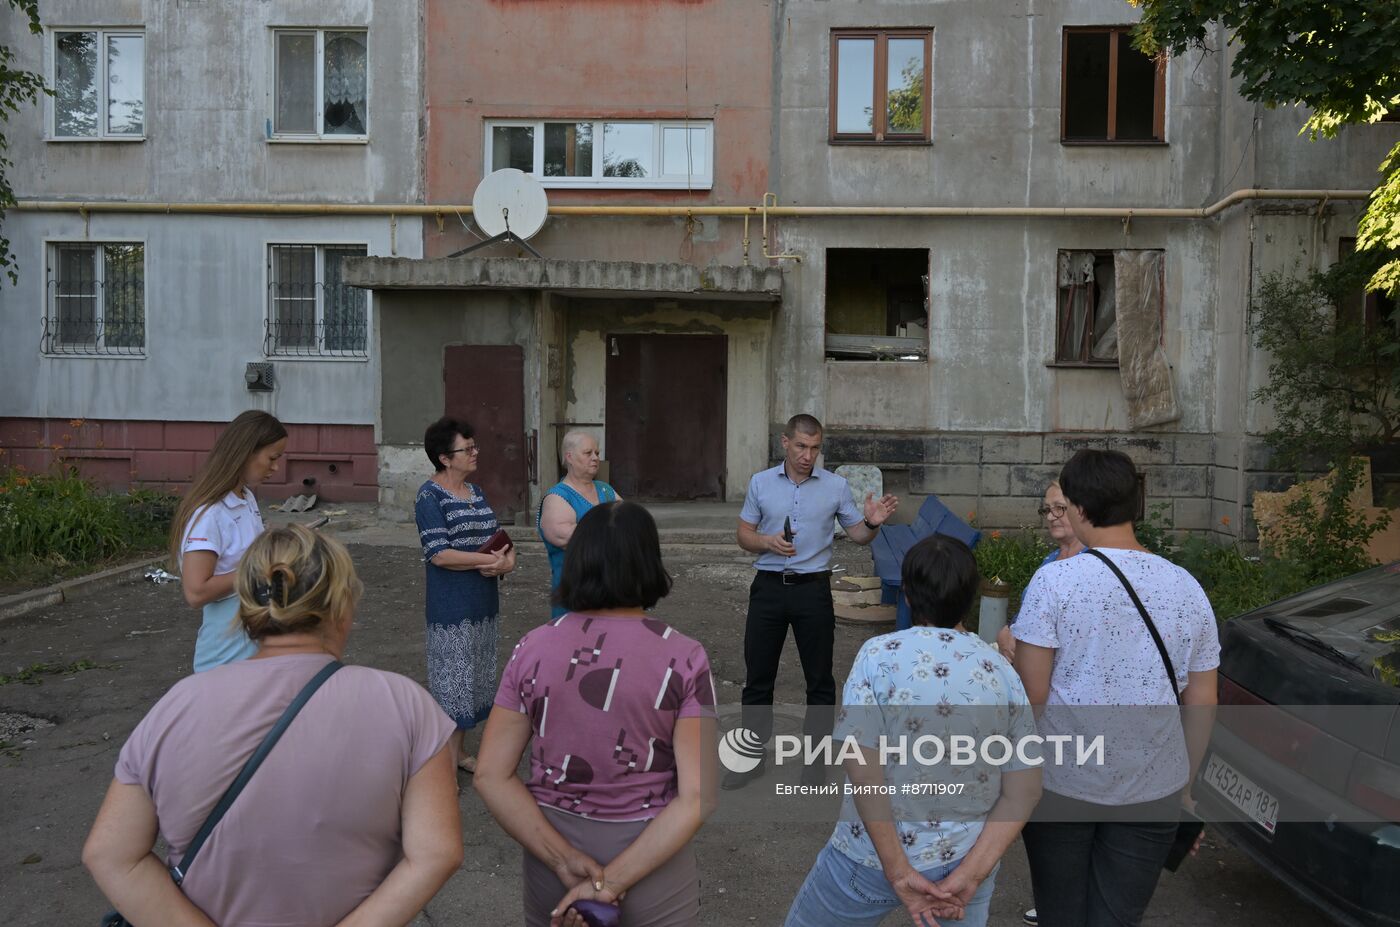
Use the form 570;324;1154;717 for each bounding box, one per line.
824;248;929;361
1339;237;1398;335
1062;27;1164;143
1054;249;1165;367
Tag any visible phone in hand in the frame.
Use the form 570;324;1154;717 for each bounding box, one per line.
1163;811;1205;872
783;516;794;543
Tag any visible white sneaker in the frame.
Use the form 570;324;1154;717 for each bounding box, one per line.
1023;909;1038;926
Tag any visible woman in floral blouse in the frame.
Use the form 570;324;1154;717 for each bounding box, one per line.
784;535;1042;927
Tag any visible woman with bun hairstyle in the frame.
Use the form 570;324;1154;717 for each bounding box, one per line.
476;501;718;927
169;410;287;672
84;525;463;926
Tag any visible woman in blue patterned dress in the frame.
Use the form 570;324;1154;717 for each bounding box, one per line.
415;417;517;773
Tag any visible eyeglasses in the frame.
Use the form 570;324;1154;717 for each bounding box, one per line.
1037;503;1068;519
446;445;480;457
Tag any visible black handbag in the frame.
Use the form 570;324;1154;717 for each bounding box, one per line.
100;660;343;926
1083;549;1205;872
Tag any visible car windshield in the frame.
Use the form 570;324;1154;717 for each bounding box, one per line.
1261;566;1400;688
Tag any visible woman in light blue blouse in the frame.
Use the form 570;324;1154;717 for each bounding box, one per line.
414;416;516;773
785;536;1042;927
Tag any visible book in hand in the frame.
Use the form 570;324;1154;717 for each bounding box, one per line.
478;528;513;556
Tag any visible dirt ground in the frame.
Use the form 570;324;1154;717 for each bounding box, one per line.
0;536;1331;926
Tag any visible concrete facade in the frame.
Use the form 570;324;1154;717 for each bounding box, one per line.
0;0;424;498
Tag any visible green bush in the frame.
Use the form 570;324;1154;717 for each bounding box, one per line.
0;466;174;573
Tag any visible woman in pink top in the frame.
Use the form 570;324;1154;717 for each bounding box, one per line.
83;525;464;926
476;501;719;927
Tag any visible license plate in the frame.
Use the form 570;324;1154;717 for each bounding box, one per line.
1204;754;1279;834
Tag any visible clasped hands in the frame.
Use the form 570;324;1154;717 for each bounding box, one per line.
550;850;624;927
478;546;517;578
888;860;983;926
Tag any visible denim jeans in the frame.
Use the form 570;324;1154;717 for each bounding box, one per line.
1021;791;1178;927
784;843;999;927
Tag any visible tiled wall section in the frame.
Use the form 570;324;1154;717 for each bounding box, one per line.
773;431;1257;541
0;418;378;502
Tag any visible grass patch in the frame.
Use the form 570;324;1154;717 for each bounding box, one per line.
0;466;174;594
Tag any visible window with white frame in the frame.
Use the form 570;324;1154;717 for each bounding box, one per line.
484;119;713;189
267;244;369;357
43;242;146;355
51;30;145;139
272;29;368;139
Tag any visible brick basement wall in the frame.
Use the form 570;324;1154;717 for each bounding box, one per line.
0;417;378;503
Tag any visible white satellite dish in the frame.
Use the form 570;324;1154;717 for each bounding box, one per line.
472;168;548;239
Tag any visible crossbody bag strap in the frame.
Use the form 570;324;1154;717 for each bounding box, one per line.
1083;549;1181;706
172;659;343;884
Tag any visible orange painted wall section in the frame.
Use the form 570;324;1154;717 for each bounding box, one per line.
424;0;774;258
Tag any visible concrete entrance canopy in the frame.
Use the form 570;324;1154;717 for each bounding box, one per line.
343;256;783;302
353;255;782;515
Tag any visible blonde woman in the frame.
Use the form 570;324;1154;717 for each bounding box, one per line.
84;526;463;926
168;410;286;672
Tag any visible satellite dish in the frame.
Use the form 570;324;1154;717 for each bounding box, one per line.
472;168;548;240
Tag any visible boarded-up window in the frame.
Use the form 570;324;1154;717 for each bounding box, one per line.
1062;27;1164;143
825;249;929;361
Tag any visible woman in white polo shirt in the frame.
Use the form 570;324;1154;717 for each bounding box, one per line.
168;411;287;672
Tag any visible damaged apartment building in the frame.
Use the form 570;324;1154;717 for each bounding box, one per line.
3;0;1398;539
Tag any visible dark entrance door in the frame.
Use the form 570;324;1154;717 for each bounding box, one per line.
605;333;727;500
443;344;527;522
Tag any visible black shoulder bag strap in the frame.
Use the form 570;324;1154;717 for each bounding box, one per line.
1083;548;1181;705
171;659;342;884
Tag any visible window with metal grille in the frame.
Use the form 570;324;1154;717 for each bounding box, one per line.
42;242;146;356
266;244;369;357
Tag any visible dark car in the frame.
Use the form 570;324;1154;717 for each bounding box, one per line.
1194;563;1400;927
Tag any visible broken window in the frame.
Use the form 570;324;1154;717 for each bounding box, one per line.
830;29;931;143
1061;27;1163;143
824;249;929;361
273;29;368;139
1055;250;1165;366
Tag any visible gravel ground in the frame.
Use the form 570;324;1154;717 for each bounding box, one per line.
0;538;1330;926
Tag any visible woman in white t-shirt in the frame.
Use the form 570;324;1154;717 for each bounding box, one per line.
168;411;287;672
1012;450;1219;927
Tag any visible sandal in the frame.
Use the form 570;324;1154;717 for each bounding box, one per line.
457;754;478;774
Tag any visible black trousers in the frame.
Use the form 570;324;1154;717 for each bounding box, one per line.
1021;790;1179;927
739;571;836;744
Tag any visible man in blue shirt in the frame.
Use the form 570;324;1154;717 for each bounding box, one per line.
726;413;899;790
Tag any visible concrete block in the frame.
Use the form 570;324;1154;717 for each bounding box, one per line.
871;436;927;464
823;434;874;463
929;435;982;464
1244;440;1280;472
1172;498;1213;532
1173;435;1215;466
982;434;1044;465
979;464;1011;496
1211;500;1241;537
1244;472;1293;498
1108;435;1175;466
913;464;982;497
1045;434;1108;464
1214;435;1242;467
1009;464;1061;496
975;496;1043;529
1145;465;1210;498
1211;467;1240;503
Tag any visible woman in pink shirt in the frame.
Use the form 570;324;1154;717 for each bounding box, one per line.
476;501;719;927
83;526;463;926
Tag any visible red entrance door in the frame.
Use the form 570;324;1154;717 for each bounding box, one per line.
605;333;727;501
443;344;527;522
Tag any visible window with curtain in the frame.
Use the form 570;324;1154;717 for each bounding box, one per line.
267;244;369;357
272;28;367;139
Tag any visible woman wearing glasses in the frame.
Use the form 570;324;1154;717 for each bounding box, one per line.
415;416;517;774
996;481;1083;665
